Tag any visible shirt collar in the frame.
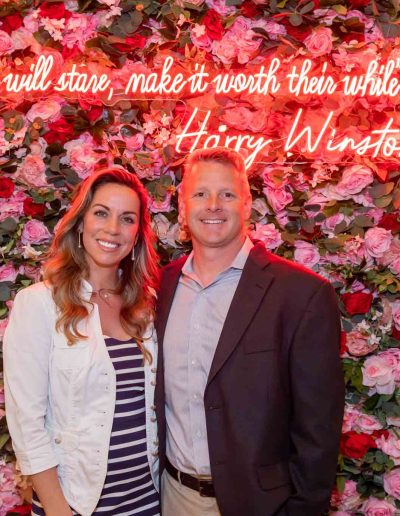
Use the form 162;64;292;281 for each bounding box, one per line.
182;236;254;277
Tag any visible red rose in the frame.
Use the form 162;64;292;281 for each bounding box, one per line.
112;34;147;52
281;18;312;42
379;213;400;234
240;0;262;18
44;118;75;145
349;0;370;6
340;431;376;459
62;45;81;61
23;197;45;218
203;10;224;41
38;2;70;20
85;105;104;123
0;177;15;198
6;504;31;515
341;292;373;315
392;326;400;341
1;13;23;34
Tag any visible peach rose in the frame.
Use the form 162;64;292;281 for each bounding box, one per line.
264;186;293;213
376;432;400;465
346;330;376;357
26;99;62;122
18;155;47;188
304;27;333;57
335;165;374;198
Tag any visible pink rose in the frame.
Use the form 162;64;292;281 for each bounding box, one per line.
0;190;26;222
304;27;333;57
223;107;252;130
376;432;400;465
362;355;395;395
26;99;62;122
17;155;47;187
346;330;377;357
391;300;400;330
190;25;213;52
149;192;172;214
264;187;293;213
384;468;400;498
124;133;144;152
0;264;18;282
330;479;362;512
361;497;397;516
356;413;383;434
252;223;283;250
205;0;236;15
64;139;98;179
23;264;42;282
365;227;393;258
247;110;269;133
294;241;320;269
336;165;374;197
212;36;237;64
0;29;14;55
321;213;348;236
21;219;52;245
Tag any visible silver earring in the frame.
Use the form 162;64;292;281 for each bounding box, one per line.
78;231;82;249
131;245;135;261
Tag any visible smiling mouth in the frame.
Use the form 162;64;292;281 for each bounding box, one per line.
201;219;225;224
97;239;120;249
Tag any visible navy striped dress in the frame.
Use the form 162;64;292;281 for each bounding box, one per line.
32;337;160;516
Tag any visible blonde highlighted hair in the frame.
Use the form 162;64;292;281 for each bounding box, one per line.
44;167;159;359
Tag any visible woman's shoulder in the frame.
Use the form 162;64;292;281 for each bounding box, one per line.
14;281;53;304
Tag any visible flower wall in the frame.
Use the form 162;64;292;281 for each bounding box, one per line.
0;0;400;514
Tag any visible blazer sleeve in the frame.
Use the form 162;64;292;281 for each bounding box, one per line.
3;286;59;475
284;281;344;516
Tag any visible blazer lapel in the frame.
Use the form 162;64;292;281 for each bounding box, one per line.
156;257;187;346
206;244;274;388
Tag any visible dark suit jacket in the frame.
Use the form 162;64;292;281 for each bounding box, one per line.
155;243;344;516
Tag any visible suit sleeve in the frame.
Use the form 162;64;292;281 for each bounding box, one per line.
3;287;59;475
284;281;344;516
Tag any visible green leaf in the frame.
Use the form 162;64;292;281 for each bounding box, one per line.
0;432;10;450
369;182;394;198
299;1;315;14
353;215;374;228
289;12;303;26
0;283;12;302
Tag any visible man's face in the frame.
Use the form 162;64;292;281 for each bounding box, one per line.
179;160;252;252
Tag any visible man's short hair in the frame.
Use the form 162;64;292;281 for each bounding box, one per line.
181;147;251;198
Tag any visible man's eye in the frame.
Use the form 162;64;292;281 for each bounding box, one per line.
223;192;235;199
194;192;205;197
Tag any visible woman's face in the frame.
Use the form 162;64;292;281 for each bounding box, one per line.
81;182;141;273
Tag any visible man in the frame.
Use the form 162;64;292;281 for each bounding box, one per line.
155;147;344;516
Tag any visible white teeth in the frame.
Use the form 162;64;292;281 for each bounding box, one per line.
98;240;119;249
202;219;224;224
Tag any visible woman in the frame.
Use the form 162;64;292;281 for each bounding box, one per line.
4;167;160;516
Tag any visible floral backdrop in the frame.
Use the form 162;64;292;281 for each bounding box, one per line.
0;0;400;514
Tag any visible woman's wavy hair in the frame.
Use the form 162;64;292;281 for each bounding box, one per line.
44;167;159;359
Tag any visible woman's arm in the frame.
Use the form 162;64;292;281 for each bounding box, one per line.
31;468;72;516
4;285;70;512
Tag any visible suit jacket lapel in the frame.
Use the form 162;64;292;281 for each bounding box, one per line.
156;257;187;346
206;244;274;388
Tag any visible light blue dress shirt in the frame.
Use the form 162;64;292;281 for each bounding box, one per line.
163;237;254;476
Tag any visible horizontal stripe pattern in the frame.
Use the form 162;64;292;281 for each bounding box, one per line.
32;337;159;516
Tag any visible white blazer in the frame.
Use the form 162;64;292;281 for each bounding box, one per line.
4;280;159;516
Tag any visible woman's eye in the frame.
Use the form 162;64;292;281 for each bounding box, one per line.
94;210;107;217
123;216;135;224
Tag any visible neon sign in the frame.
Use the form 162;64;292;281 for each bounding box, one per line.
2;55;400;168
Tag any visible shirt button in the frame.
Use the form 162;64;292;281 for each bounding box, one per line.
54;437;62;444
196;430;201;438
193;323;200;330
191;360;196;366
193;393;198;400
